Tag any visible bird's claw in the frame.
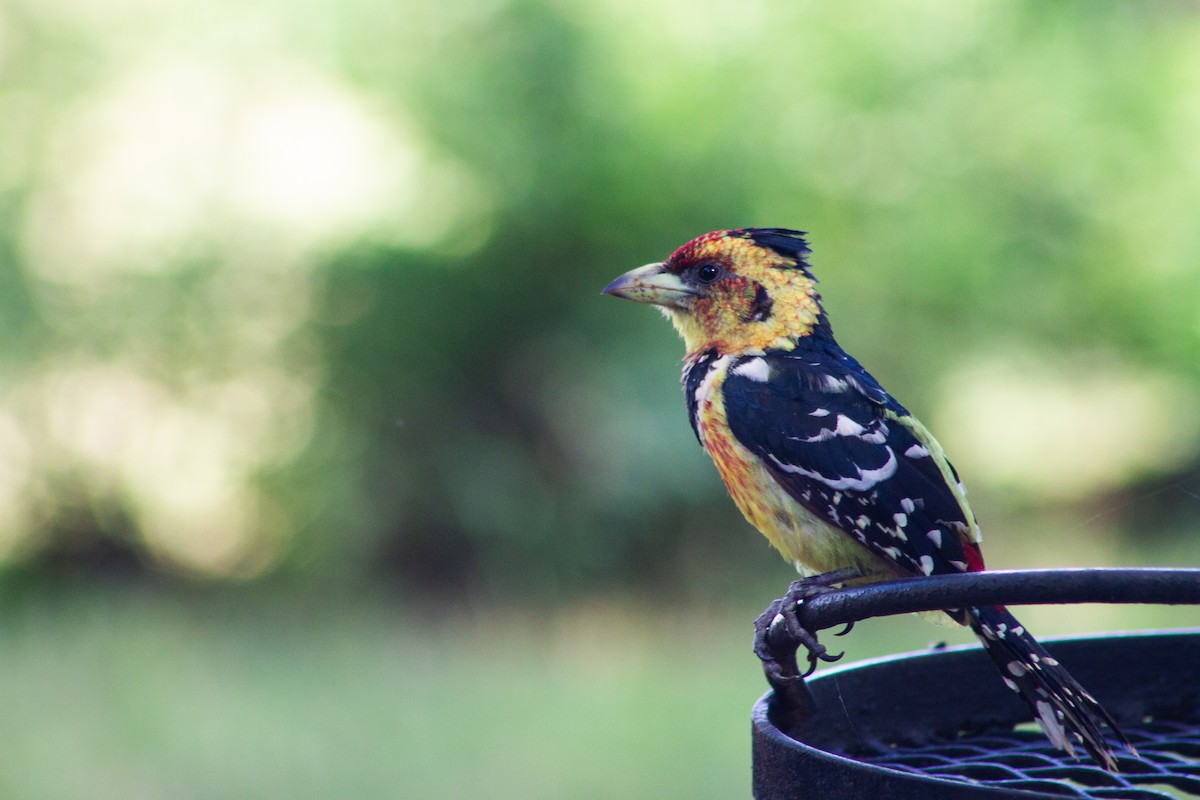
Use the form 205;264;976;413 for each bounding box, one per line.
754;568;859;688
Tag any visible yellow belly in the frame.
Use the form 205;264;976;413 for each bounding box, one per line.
693;360;893;579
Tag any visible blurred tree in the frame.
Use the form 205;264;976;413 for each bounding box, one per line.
0;0;1196;595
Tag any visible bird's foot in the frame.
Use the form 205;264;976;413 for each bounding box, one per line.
754;569;859;686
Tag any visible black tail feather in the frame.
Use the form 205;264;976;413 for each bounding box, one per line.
968;605;1130;771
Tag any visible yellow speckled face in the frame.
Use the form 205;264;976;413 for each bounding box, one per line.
660;230;823;355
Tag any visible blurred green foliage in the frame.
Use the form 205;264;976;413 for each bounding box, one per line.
2;2;1200;798
0;0;1197;597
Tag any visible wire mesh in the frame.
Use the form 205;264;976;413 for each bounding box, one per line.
850;718;1200;799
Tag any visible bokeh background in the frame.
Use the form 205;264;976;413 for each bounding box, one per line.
1;0;1198;797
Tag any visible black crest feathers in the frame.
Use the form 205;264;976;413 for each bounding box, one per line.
738;229;813;272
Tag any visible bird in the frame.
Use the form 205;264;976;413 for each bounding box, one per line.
603;227;1126;770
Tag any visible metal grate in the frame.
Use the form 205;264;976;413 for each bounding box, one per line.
753;626;1200;800
849;719;1200;798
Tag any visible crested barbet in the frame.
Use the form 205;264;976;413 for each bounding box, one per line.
603;228;1126;770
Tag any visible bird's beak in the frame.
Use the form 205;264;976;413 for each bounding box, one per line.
602;262;697;309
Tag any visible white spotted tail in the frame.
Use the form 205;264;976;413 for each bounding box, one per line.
968;605;1129;770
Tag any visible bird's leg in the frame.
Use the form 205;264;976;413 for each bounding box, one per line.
754;568;860;685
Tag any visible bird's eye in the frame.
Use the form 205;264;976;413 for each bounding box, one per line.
696;263;722;284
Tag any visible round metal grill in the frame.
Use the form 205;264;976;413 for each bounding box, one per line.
753;630;1200;799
